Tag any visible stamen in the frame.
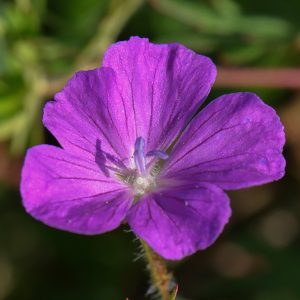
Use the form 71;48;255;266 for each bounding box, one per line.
134;137;146;175
134;137;169;176
146;150;169;160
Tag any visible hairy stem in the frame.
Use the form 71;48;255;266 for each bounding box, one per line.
140;240;173;300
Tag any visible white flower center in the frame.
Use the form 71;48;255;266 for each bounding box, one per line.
133;175;156;195
114;137;168;197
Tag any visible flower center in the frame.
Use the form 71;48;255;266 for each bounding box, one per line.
130;137;168;195
133;176;153;195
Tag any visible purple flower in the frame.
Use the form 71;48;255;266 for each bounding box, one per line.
20;37;285;260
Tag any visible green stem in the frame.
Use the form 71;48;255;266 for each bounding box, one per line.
140;240;173;300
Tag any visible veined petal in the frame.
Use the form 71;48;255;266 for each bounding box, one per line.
162;92;285;189
102;36;216;152
44;37;216;164
127;183;231;260
21;145;133;234
43;67;132;163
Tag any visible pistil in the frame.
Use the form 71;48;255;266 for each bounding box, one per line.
134;137;146;176
131;137;168;195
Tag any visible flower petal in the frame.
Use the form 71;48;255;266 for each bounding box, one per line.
127;183;231;260
21;145;133;234
102;36;216;152
43;67;133;162
162;92;285;189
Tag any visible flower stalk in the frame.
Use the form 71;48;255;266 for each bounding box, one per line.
140;239;173;300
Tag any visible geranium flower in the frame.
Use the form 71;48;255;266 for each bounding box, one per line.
20;37;285;260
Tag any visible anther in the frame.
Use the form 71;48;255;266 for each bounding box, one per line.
133;137;169;178
146;150;169;160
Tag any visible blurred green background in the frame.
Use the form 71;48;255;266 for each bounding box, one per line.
0;0;300;299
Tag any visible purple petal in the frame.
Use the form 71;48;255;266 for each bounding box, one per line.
102;36;216;152
43;67;132;162
127;183;231;260
161;92;285;190
21;145;133;234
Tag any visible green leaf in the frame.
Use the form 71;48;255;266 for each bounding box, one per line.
0;113;22;140
221;44;267;65
0;93;22;120
211;0;241;18
151;0;293;39
238;15;292;39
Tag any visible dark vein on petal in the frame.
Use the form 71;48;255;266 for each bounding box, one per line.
51;176;113;183
175;165;264;178
45;188;127;204
167;123;243;170
41;154;100;174
113;74;131;141
85;111;124;158
120;55;138;137
66;140;96;158
53;103;124;159
54;119;95;148
145;198;159;230
152;198;182;233
147;50;161;144
178;106;225;147
102;90;128;154
100;198;127;226
170;152;255;174
65;94;124;158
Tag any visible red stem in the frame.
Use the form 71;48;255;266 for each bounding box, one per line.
215;68;300;89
